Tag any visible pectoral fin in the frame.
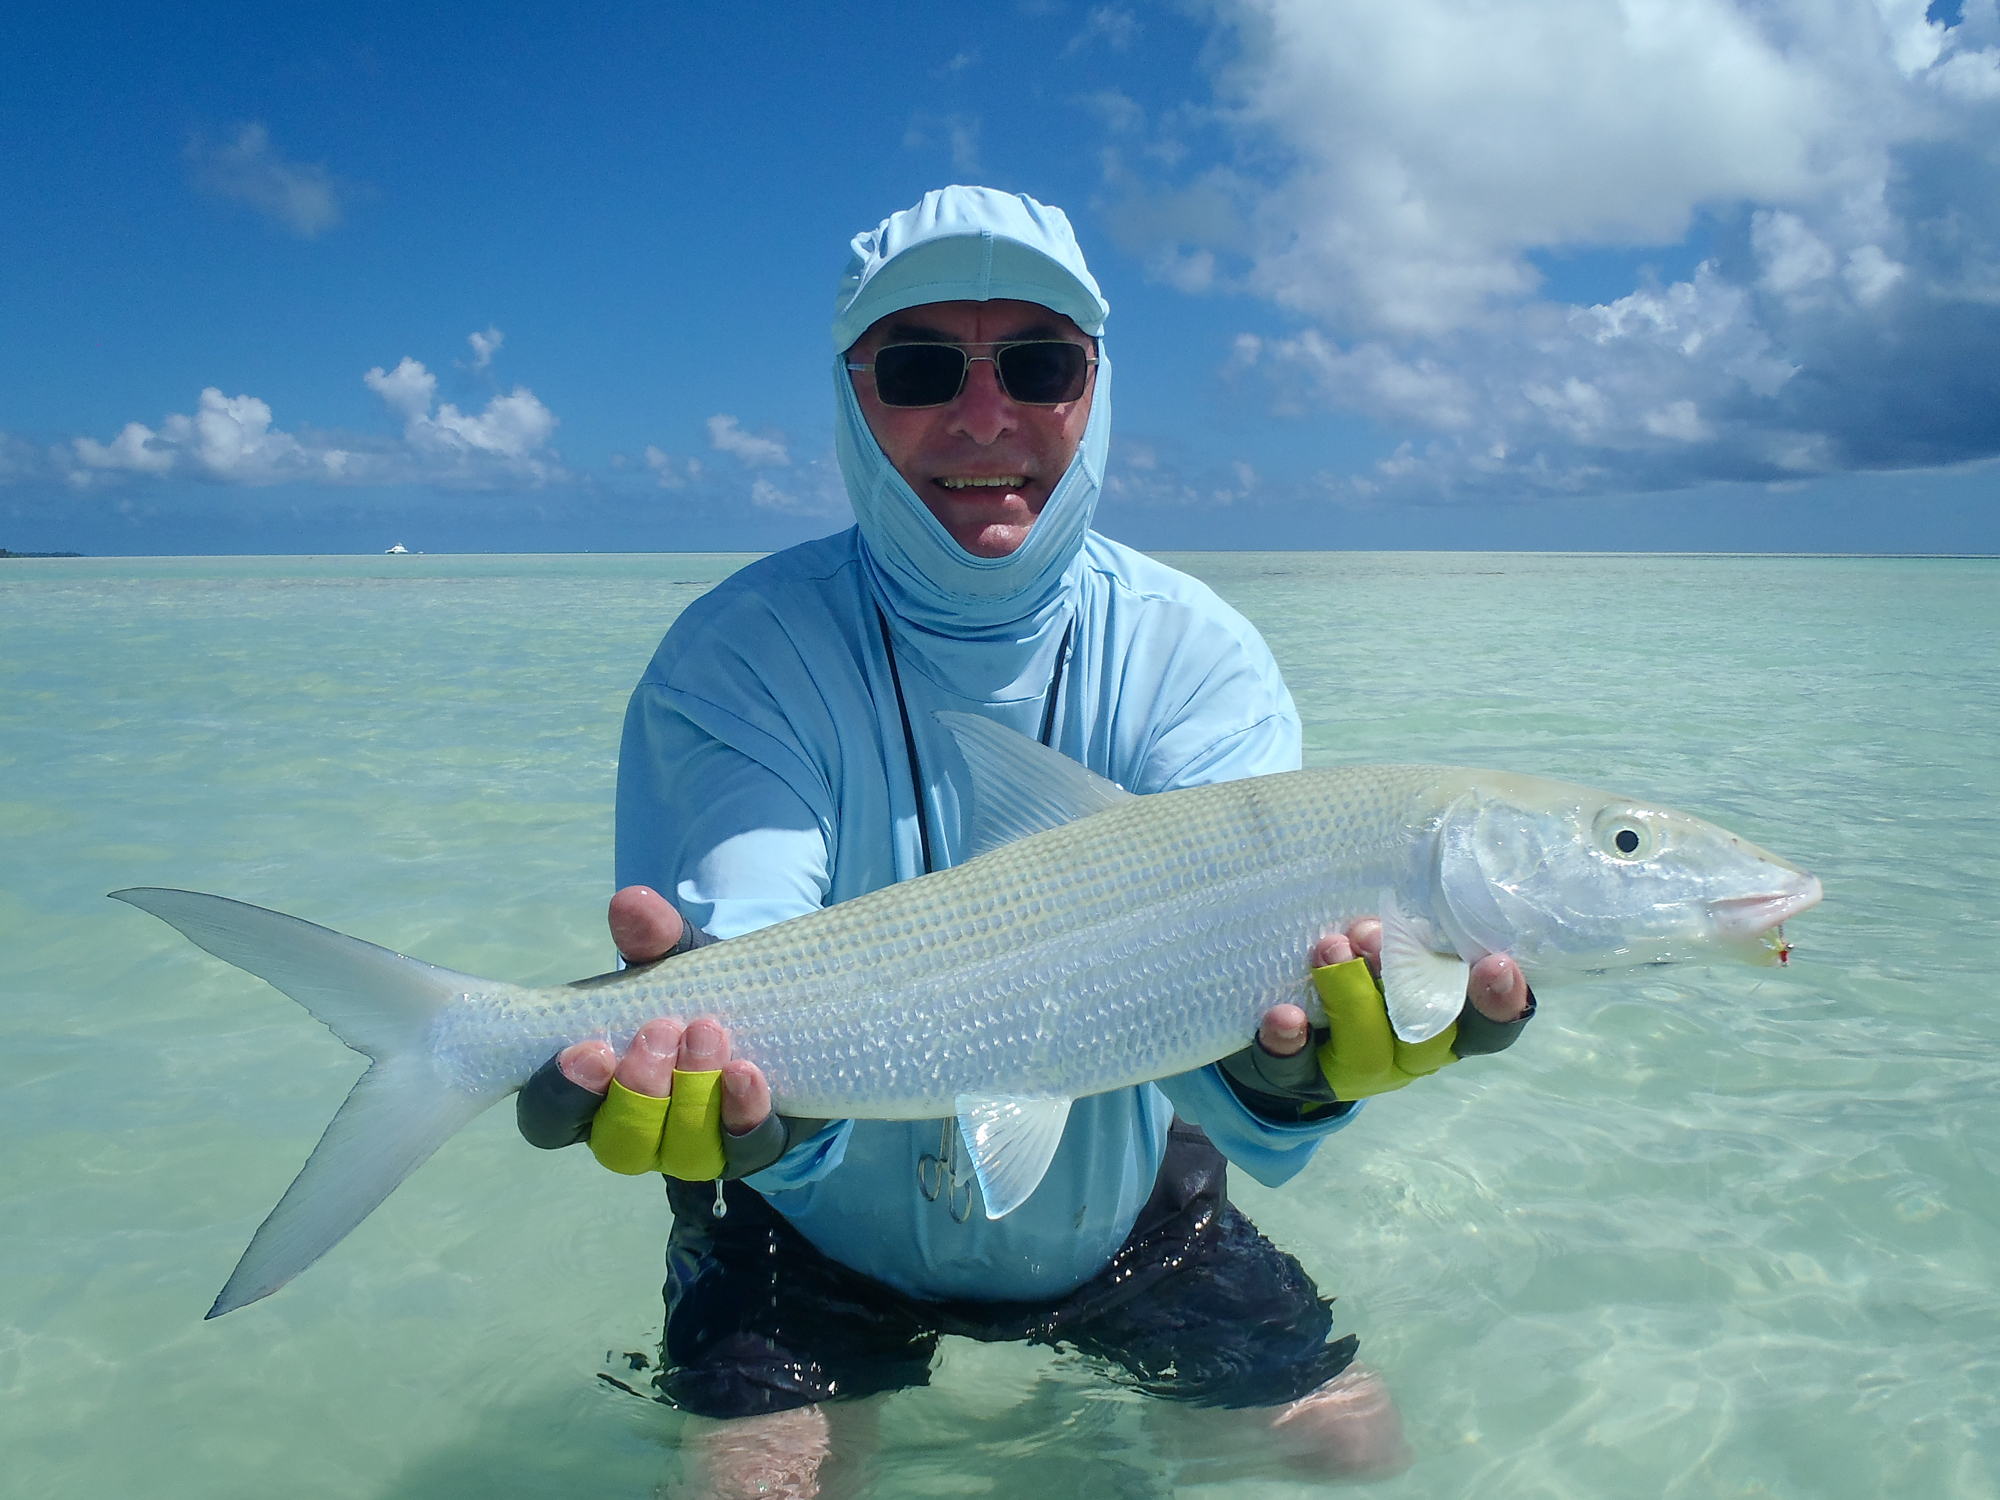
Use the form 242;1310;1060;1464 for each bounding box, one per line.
954;1094;1073;1219
1378;890;1470;1045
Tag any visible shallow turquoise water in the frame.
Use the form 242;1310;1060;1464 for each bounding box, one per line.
2;552;1995;1498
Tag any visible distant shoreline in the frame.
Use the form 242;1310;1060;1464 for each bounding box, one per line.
1;549;84;558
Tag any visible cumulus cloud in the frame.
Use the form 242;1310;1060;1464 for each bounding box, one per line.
1106;0;2000;498
364;357;559;468
706;413;790;466
466;327;504;370
185;123;345;238
644;445;702;489
57;335;564;492
746;467;853;517
904;111;983;174
1063;6;1139;57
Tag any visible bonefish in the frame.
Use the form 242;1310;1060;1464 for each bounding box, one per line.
114;713;1821;1318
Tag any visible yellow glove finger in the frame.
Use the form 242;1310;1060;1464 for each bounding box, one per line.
1313;956;1459;1100
1393;1027;1458;1079
589;1079;671;1175
656;1068;726;1181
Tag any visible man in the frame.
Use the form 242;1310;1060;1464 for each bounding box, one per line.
519;187;1532;1495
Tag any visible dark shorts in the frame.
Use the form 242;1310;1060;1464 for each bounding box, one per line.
645;1119;1357;1420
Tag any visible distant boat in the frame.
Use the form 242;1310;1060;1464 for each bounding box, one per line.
384;544;409;555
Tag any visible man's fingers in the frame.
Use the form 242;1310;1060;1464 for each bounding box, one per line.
615;1018;683;1096
1310;929;1354;969
608;885;685;965
1345;916;1384;973
1467;953;1529;1022
558;1039;616;1094
678;1017;730;1073
720;1060;773;1135
1259;1003;1311;1058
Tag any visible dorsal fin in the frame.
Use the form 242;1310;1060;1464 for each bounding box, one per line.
935;711;1135;859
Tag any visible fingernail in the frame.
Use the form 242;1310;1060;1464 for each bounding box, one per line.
634;1025;679;1060
680;1019;727;1070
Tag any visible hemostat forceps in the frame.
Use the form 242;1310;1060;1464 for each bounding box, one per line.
917;1118;975;1223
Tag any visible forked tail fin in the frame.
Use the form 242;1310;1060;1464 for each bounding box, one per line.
110;888;510;1318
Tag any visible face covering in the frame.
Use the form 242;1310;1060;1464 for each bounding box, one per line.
831;186;1113;641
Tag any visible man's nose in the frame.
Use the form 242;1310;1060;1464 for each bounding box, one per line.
947;356;1018;444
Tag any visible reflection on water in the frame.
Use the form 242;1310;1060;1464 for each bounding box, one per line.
2;552;1996;1497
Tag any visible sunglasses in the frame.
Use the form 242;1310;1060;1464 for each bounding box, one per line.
846;340;1097;408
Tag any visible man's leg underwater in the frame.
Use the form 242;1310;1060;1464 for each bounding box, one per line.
656;1178;934;1498
670;1399;882;1500
1051;1126;1411;1480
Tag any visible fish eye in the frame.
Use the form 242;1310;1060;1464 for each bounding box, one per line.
1593;807;1659;861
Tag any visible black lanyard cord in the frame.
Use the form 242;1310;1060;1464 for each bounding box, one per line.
876;605;935;875
1037;617;1075;749
876;606;1076;880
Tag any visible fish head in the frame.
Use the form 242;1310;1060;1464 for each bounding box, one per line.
1424;772;1822;975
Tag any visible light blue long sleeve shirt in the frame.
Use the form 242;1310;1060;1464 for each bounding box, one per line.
615;527;1359;1303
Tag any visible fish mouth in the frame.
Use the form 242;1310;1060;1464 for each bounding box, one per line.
1707;876;1823;938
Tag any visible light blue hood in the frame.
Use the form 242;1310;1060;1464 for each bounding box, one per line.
831;186;1113;647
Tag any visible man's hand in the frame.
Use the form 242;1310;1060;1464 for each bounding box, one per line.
1254;916;1530;1059
553;885;772;1136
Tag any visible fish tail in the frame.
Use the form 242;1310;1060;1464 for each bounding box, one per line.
110;887;507;1318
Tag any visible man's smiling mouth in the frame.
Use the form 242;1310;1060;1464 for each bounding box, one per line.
936;476;1027;490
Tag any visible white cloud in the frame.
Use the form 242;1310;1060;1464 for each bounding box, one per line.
185;123;345;238
1754;210;1838;301
904;112;982;174
466;327;504;370
73;422;175;476
1843;244;1909;304
748;472;853;517
362;357;437;423
644;445;701;489
1106;0;2000;497
1063;6;1139;57
60;346;564;493
706;413;790;467
70;390;321;485
1184;0;1868;334
366;358;558;464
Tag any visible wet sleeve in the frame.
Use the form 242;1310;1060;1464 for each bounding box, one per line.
1153;1066;1361;1187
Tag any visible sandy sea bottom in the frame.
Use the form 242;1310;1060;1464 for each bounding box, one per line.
2;551;1995;1498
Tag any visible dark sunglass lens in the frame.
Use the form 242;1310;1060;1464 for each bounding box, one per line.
996;343;1088;403
873;345;967;407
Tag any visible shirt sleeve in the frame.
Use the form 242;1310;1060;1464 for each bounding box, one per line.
615;683;856;1184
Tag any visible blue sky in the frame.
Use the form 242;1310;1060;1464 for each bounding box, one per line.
4;1;1997;555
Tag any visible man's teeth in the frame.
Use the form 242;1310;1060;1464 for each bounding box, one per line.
937;476;1026;490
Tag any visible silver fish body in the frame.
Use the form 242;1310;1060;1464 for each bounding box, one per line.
114;715;1821;1316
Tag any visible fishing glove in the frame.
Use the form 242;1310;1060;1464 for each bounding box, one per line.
590;1071;728;1179
514;919;795;1180
1314;955;1535;1100
518;1056;810;1180
1218;956;1534;1117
